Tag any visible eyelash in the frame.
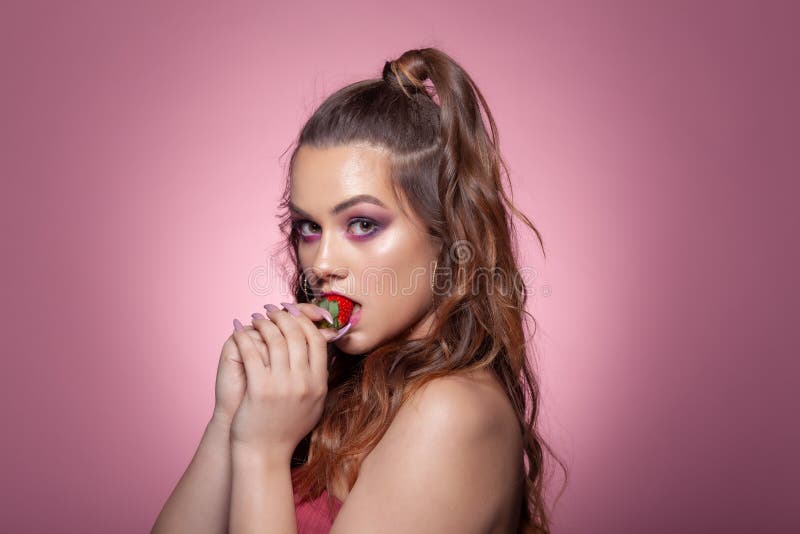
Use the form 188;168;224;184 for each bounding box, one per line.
291;217;381;240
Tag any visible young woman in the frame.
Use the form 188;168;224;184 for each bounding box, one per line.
153;47;565;534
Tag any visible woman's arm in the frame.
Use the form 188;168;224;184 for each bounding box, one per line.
229;446;297;534
151;415;233;534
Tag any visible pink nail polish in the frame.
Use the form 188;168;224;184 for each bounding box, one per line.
233;318;244;331
280;302;302;317
251;312;265;320
313;305;334;325
264;304;280;313
330;322;352;341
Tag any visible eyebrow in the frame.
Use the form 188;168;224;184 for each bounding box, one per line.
288;194;388;218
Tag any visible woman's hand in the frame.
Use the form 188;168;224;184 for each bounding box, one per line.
228;302;338;462
213;325;266;427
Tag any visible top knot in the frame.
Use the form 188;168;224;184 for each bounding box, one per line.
382;56;438;105
382;60;421;92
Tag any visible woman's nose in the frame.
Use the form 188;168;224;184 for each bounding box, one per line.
307;231;348;286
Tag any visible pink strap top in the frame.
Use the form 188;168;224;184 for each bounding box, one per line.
294;489;343;534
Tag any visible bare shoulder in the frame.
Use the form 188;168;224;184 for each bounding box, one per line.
330;369;524;534
402;369;521;443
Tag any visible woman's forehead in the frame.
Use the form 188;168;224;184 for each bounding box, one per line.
290;144;399;210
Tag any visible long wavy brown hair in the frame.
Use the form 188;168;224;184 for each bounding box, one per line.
271;47;568;533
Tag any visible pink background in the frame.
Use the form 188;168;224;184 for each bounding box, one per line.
2;1;797;532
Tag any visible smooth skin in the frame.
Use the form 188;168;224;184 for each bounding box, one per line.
289;143;442;352
228;303;338;534
331;372;524;533
152;303;336;534
152;143;523;534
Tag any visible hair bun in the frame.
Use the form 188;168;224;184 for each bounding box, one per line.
382;59;425;95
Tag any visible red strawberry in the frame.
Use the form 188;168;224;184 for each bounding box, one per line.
312;294;354;330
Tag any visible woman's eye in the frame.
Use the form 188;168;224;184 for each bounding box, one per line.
295;221;319;236
349;218;378;236
292;218;379;238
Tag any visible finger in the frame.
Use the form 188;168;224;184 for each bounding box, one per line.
252;306;290;375
231;318;266;390
329;321;352;342
265;304;309;372
220;335;242;364
282;302;332;381
236;318;269;361
221;324;266;365
249;313;272;367
281;302;338;342
291;302;335;326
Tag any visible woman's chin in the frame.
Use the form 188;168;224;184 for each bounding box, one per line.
332;330;370;354
333;331;356;349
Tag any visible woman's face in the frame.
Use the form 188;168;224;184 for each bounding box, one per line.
289;143;439;354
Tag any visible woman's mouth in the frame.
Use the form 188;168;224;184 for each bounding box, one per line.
311;296;361;339
329;303;361;342
349;303;362;328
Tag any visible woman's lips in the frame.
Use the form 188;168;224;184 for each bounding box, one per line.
349;304;362;328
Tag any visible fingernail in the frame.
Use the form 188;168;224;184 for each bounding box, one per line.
233;318;244;331
280;302;302;317
264;303;280;313
330;322;352;341
251;312;265;320
320;328;338;341
313;305;334;325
